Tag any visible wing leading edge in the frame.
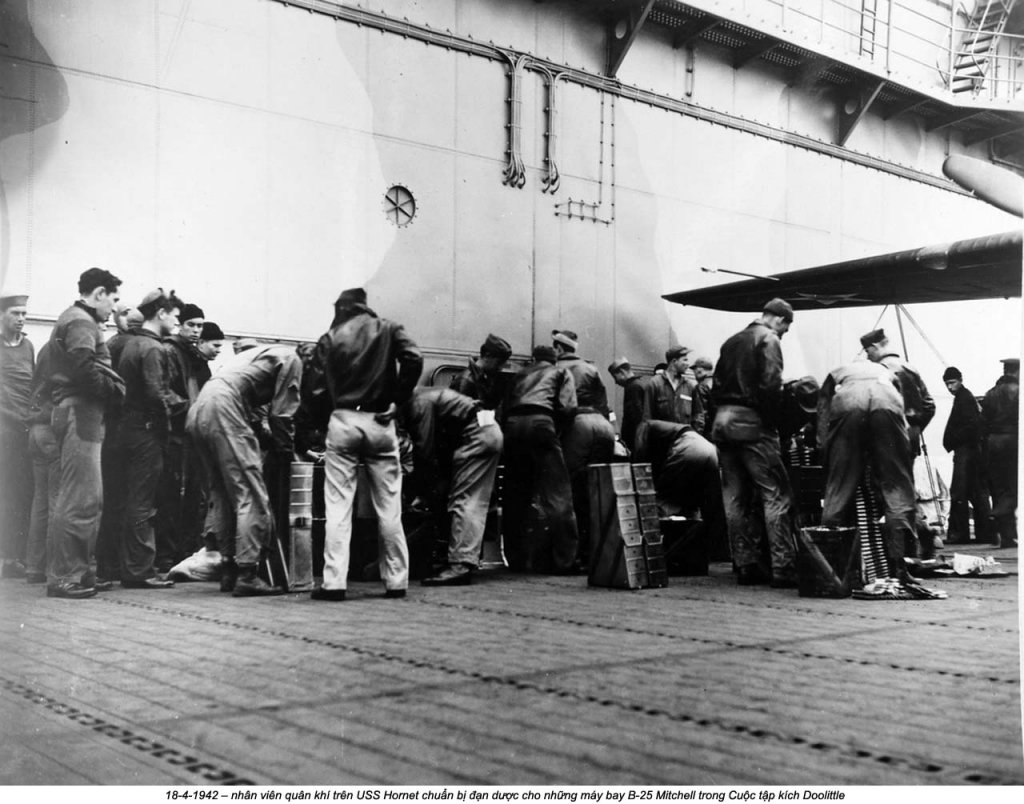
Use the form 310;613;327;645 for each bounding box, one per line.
662;230;1022;312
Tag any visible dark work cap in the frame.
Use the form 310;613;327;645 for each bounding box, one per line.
481;333;512;359
608;357;631;374
665;345;691;363
762;298;794;322
692;357;713;371
942;366;962;382
552;329;579;350
532;345;556;364
335;287;367;308
179;303;205;322
860;328;886;349
787;376;820;414
200;321;225;341
1001;357;1020;368
0;293;28;310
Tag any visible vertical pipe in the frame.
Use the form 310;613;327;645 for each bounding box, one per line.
885;0;893;73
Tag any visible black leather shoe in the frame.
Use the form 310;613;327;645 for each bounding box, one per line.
311;587;347;601
421;565;472;587
121;577;175;589
93;579;115;592
737;565;769;586
384;589;407;599
46;583;97;599
25;572;47;585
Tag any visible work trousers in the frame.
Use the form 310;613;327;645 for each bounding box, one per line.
947;445;992;543
985;433;1018;546
95;425;127;581
119;422;165;582
717;431;796;577
187;388;273;566
49;399;105;587
502;413;579;573
562;412;615;560
25;423;60;577
657;431;727;555
821;407;916;575
154;435;207;568
0;417;32;564
322;409;408;592
447;421;503;567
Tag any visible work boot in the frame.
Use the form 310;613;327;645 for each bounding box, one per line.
219;558;238;593
231;565;283;597
421;564;473;587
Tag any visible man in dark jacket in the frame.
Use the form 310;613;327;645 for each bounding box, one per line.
710;298;797;587
47;268;125;599
302;288;423;601
553;329;615;562
608;357;649;454
861;328;935;456
503;345;578;573
450;333;512;415
403;386;503;586
117;290;187;588
981;358;1018;548
188;343;303;596
941;366;992;544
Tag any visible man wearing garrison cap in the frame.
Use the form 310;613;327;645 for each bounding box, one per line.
941;366;992;545
1;291;35;579
710;298;798;588
502;343;579;573
551;329;615;565
860;328;935;458
981;358;1019;548
450;332;513;416
302;287;423;601
157;299;209;571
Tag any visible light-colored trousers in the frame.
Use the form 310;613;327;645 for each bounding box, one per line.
447;422;502;567
322;409;409;591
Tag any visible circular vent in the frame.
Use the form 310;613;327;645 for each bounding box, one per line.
383;185;416;228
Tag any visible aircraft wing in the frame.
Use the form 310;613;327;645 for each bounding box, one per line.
662;230;1022;311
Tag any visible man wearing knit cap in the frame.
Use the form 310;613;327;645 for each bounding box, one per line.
502;344;579;573
198;322;226;363
47;268;125;599
861;328;935;457
981;358;1019;548
710;297;798;587
450;332;513;416
157;299;209;570
1;291;35;579
941;366;992;544
552;329;615;565
117;290;187;589
302;287;423;601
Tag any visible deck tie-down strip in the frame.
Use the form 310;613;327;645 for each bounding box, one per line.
0;676;257;785
71;597;1024;785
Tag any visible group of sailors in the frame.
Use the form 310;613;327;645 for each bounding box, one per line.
0;276;1017;601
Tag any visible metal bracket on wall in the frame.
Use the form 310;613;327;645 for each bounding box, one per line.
554;92;616;225
502;52;529;189
534;65;566;194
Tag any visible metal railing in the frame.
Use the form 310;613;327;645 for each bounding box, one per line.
710;0;1023;102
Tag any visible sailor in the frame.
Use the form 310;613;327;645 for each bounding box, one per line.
1;291;35;579
117;290;187;589
449;333;513;415
403;386;503;586
640;345;704;432
941;366;992;544
187;343;303;597
552;329;615;562
607;357;649;454
817;359;916;580
710;298;798;588
692;357;715;437
23;341;58;585
860;328;935;457
502;345;579;573
301;287;423;601
981;358;1018;548
46;268;125;599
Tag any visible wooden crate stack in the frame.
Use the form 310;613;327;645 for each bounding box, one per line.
587;463;668;590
